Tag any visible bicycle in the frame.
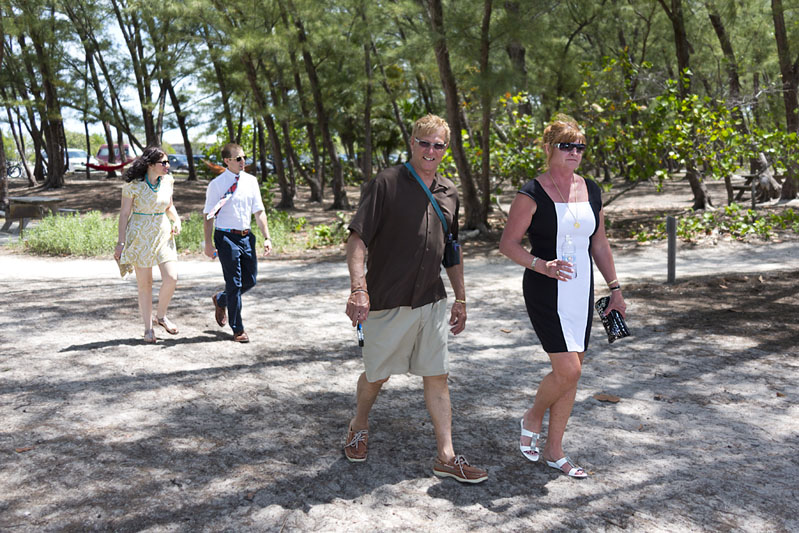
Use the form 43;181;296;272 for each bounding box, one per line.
5;160;22;179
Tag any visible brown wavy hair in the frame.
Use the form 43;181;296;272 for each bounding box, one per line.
123;146;166;182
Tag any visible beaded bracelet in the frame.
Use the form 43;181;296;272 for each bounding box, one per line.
606;279;618;287
454;299;466;304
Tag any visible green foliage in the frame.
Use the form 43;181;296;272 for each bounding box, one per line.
21;211;117;256
307;212;348;248
266;209;308;253
632;206;799;243
173;212;206;253
64;130;106;156
18;207;314;258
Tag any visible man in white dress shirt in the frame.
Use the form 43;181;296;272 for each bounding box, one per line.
203;143;272;343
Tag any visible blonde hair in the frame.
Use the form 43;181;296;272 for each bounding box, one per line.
412;114;451;144
542;114;586;166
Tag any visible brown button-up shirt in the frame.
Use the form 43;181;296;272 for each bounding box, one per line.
348;164;460;311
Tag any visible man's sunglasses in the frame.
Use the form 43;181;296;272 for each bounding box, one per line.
415;137;447;151
554;142;586;154
227;155;247;162
158;160;170;166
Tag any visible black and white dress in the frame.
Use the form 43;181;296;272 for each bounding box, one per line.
519;177;603;353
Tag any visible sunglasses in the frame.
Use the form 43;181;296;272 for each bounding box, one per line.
227;155;247;162
158;160;170;166
554;142;586;154
415;137;447;151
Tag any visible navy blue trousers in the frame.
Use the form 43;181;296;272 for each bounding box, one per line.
214;230;257;334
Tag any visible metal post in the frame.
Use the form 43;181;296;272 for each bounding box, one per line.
751;179;757;210
667;215;676;284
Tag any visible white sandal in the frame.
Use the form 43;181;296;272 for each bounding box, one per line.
545;456;588;478
519;418;540;462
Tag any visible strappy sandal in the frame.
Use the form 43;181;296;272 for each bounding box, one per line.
545;456;588;478
519;418;540;462
143;329;157;344
155;316;178;335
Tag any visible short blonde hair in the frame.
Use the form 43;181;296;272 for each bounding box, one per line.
542;114;586;166
412;114;451;144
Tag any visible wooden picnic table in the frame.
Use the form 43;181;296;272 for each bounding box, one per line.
1;196;66;234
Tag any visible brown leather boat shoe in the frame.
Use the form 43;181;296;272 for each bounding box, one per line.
233;330;249;343
212;294;227;327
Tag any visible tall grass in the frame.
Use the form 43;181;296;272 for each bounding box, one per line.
18;208;314;257
21;211;117;256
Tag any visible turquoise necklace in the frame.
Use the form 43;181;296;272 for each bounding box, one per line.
145;175;161;193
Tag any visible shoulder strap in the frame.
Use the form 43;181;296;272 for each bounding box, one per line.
404;162;448;234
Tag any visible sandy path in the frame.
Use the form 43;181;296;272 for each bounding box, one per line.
1;238;797;532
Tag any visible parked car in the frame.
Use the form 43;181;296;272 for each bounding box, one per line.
167;154;189;172
96;144;140;164
66;149;100;173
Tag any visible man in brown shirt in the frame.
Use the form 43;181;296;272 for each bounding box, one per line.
343;114;487;484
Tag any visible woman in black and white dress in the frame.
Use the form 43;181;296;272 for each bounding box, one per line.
499;115;627;478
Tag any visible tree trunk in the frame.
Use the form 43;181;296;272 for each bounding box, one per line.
503;1;532;115
686;165;712;210
165;78;196;181
362;14;374;183
372;40;411;156
111;0;157;146
658;0;692;94
478;0;493;221
240;54;292;208
266;71;297;208
771;0;799;199
201;25;235;141
426;0;485;230
290;4;348;209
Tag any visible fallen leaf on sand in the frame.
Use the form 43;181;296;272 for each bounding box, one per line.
500;328;512;333
593;393;620;403
776;392;785;397
15;446;33;453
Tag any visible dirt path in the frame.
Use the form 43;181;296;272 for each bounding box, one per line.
1;237;797;531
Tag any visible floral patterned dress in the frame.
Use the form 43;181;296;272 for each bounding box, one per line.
118;174;177;277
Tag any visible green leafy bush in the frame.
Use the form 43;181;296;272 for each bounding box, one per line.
22;211;117;256
307;212;348;248
633;206;798;243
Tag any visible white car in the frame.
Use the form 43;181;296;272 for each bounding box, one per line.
67;149;100;173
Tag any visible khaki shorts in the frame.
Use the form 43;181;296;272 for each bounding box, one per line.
362;299;449;382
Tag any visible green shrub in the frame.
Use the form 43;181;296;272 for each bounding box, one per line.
307;212;348;248
14;205;332;258
633;206;798;243
21;211;117;256
174;211;206;253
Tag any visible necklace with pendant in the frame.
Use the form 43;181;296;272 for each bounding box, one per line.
549;173;580;229
145;176;161;193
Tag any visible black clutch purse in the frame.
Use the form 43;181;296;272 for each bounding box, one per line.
595;296;630;344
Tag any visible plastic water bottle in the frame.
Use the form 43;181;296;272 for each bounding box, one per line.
561;234;576;279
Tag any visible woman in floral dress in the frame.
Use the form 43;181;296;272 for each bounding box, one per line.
114;146;182;343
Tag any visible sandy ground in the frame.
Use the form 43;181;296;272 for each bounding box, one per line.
1;237;797;532
1;174;798;531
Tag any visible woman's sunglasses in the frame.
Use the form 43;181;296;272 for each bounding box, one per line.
554;142;587;154
415;137;448;151
158;160;170;166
